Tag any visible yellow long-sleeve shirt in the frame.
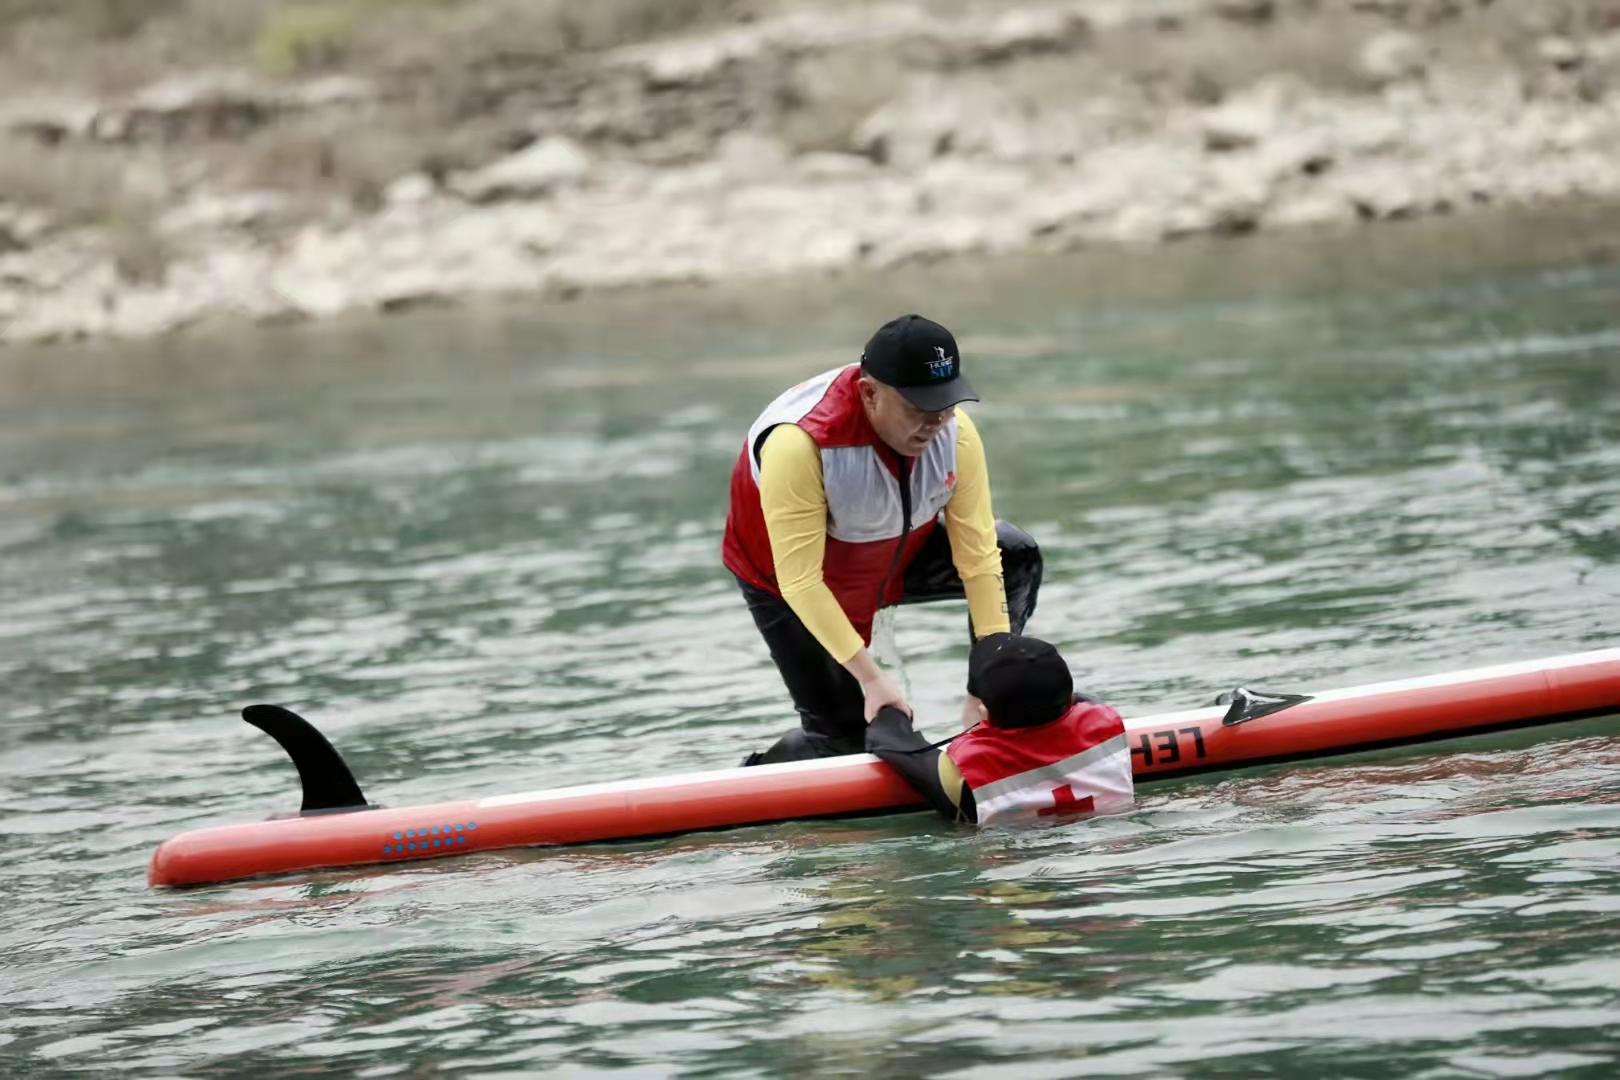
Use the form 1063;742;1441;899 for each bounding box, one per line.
757;408;1009;663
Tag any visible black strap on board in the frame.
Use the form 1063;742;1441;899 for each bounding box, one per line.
1218;687;1314;726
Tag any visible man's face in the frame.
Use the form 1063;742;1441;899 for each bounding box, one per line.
859;375;955;457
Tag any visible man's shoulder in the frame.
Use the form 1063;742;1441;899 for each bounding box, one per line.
757;423;823;483
955;407;981;440
760;422;819;457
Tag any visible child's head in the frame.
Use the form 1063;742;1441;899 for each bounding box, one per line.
965;633;1074;729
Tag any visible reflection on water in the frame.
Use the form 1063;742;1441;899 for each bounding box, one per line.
1;206;1618;1075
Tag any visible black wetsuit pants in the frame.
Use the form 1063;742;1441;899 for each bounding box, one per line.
740;519;1042;764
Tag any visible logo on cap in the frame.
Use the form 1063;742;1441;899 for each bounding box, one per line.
925;346;955;379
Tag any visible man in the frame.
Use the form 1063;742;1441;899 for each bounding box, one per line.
865;633;1135;825
723;313;1043;764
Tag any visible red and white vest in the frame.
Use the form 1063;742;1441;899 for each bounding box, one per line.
947;701;1135;826
722;365;959;643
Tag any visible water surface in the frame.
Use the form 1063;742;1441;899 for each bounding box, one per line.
3;207;1619;1076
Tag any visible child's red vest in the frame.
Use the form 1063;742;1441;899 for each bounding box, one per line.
948;700;1135;826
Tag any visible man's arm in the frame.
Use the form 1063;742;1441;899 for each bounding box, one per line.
759;425;910;717
864;707;977;823
943;410;1010;639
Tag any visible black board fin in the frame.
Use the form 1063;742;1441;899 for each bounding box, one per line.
242;704;370;813
1219;687;1314;726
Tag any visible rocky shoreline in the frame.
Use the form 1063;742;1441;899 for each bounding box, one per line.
2;0;1619;346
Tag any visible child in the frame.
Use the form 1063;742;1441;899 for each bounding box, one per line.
865;633;1135;825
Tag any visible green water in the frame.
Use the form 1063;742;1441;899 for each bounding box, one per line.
3;209;1620;1076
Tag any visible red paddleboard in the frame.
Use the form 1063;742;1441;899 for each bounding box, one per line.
149;648;1620;887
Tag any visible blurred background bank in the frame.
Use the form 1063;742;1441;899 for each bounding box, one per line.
1;0;1618;343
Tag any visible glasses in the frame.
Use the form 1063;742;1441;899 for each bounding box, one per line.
900;399;955;424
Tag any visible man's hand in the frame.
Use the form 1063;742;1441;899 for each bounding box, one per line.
843;647;913;722
859;669;912;723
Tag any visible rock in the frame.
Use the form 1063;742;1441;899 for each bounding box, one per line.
73;71;375;145
286;75;374;109
916;158;1036;218
609;6;928;87
1538;37;1585;71
1158;157;1271;240
1103;203;1170;245
1253;127;1336;181
450;137;593;203
1201;160;1272;234
1264;190;1357;229
1213;1;1276;25
157;191;290;234
1201;99;1276;152
91;71;275;143
105;282;199;337
0;203;52;252
609;11;837;88
1357;31;1429;86
1349;0;1465;25
715;131;789;181
972;8;1090;62
615;24;762;88
378;290;453;314
1333;108;1407;155
384;173;438;206
0;95;99;144
128;71;264;115
853;84;954;169
1331;161;1427;219
273;226;361;317
854;78;1033;168
794;152;875;180
1199;78;1308;153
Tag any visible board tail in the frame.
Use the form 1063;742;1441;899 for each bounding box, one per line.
242;704;371;813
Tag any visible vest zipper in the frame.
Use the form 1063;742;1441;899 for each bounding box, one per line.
873;454;912;616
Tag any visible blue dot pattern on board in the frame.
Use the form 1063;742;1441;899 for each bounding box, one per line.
382;823;477;857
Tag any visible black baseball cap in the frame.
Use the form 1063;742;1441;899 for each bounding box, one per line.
860;314;979;412
967;633;1074;729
